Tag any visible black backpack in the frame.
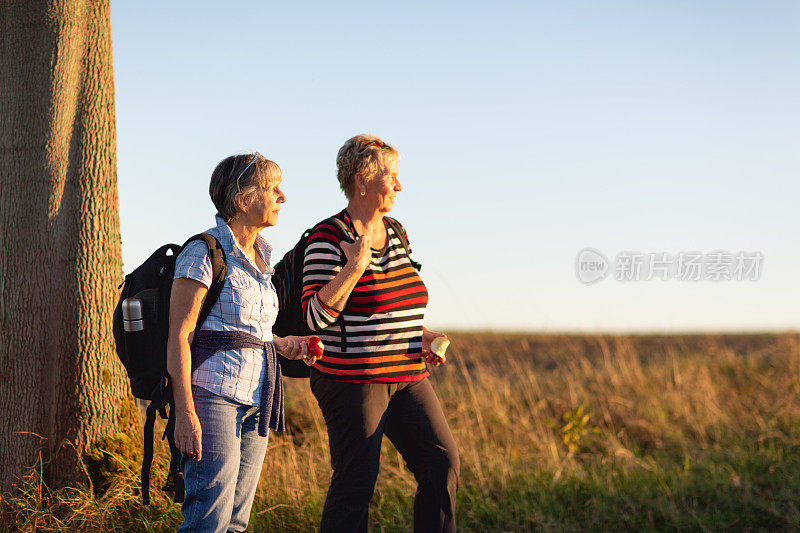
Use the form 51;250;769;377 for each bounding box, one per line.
113;234;226;505
272;215;419;367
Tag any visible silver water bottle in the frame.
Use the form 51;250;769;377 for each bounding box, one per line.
121;298;144;332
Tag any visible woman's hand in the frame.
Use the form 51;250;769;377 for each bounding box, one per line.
422;328;449;366
315;234;373;316
174;408;203;461
274;335;301;359
340;234;372;274
275;335;324;365
301;336;324;366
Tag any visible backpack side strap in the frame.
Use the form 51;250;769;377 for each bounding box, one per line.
384;216;421;271
141;401;159;505
162;398;185;503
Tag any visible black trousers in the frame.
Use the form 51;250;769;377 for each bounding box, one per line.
310;370;460;533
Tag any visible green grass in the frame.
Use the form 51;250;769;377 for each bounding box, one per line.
3;333;799;532
472;441;800;532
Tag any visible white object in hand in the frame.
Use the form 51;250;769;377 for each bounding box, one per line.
430;336;450;356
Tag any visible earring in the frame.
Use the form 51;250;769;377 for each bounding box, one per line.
360;190;366;196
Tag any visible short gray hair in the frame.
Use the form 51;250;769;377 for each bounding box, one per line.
336;134;399;199
209;153;282;220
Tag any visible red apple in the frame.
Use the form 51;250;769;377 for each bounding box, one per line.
307;336;324;358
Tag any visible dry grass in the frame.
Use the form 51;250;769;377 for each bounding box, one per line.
3;333;800;532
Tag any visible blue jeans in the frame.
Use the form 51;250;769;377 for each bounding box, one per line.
178;386;269;533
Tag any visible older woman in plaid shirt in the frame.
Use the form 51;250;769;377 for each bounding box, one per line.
166;153;318;533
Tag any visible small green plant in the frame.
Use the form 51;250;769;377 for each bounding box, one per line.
559;405;600;454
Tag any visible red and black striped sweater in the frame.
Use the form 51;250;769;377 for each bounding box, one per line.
301;210;429;382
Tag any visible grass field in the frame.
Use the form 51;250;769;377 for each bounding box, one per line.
3;333;800;532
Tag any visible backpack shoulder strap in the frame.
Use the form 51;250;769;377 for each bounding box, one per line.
384;216;421;271
181;233;227;330
326;216;355;244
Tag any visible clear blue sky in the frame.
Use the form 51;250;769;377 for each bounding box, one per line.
111;1;800;332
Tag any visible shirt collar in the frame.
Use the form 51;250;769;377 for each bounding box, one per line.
214;214;274;275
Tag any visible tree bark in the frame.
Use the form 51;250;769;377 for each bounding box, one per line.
0;0;126;492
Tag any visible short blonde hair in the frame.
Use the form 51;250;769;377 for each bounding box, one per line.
336;134;400;199
209;153;282;220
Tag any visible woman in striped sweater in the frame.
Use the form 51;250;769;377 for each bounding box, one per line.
302;135;459;533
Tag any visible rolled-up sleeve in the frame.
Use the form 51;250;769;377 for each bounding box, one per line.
174;240;212;288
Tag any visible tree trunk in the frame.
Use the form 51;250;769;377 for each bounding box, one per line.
0;0;126;492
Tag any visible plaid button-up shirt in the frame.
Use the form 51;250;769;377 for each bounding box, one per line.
174;215;279;406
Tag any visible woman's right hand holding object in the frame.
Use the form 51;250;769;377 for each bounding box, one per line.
341;234;372;274
276;335;325;365
299;336;324;366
